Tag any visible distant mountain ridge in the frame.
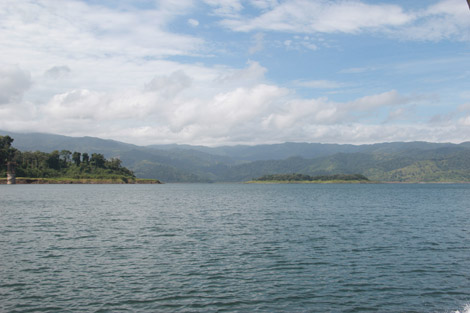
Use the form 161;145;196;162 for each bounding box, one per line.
147;141;460;161
2;131;138;154
2;130;470;183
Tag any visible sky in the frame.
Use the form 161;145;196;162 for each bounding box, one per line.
1;0;470;146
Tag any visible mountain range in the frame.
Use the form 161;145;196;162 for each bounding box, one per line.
3;130;470;183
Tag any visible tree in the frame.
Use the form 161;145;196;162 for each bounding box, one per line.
60;150;72;163
72;152;81;166
59;150;72;168
46;150;61;170
0;135;16;169
82;152;89;164
106;157;122;170
90;153;106;168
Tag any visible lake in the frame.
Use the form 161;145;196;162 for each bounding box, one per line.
1;183;469;312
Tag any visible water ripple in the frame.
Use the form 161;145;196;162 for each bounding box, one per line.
1;184;470;312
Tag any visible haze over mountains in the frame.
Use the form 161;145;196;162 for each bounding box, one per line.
3;130;470;183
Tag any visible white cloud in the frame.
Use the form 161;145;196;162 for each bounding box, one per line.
0;0;203;63
0;65;32;105
249;33;265;54
3;17;460;145
281;35;319;51
261;89;425;135
4;58;446;145
0;0;468;146
2;69;469;145
386;107;408;122
296;80;343;89
145;71;193;98
348;90;407;110
263;97;336;129
203;0;244;17
458;115;470;126
458;103;470;111
395;0;470;41
188;18;200;27
218;0;469;43
0;0;208;104
249;0;279;10
214;61;267;88
44;66;71;79
302;42;318;51
221;0;413;34
298;123;467;144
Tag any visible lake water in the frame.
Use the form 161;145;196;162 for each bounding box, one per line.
1;183;470;312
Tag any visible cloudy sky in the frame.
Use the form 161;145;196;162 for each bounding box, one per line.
1;0;469;146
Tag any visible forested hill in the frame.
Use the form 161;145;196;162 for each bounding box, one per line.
2;130;470;183
1;135;137;182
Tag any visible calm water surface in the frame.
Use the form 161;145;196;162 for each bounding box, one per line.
1;183;470;312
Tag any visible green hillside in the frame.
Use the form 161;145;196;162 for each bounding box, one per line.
3;131;470;183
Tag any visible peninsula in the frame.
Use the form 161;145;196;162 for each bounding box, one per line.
0;135;160;184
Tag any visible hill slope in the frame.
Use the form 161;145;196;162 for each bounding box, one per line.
2;130;470;182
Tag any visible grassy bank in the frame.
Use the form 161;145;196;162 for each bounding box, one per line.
0;177;161;184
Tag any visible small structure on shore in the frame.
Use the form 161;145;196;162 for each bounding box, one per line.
7;162;16;185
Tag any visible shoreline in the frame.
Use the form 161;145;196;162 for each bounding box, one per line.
0;177;161;184
245;180;375;184
245;180;470;184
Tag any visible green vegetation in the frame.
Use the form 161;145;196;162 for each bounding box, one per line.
225;150;470;183
0;177;159;184
0;135;15;170
132;160;211;183
5;131;470;183
250;173;370;183
0;135;159;183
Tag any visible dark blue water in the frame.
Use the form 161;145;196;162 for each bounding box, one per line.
1;183;470;312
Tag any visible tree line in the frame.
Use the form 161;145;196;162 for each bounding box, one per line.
255;173;369;182
1;135;134;180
